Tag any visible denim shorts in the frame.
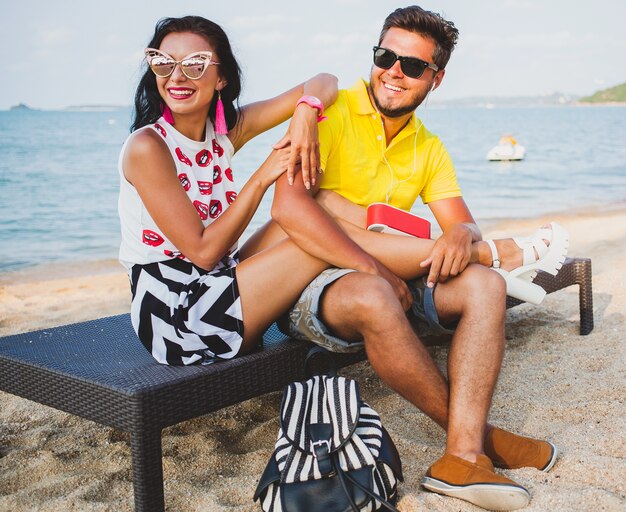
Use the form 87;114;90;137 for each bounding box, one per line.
278;269;455;353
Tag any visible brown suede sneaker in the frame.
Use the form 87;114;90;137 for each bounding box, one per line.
420;453;530;511
485;427;558;471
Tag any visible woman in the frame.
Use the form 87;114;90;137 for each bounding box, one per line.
119;16;334;365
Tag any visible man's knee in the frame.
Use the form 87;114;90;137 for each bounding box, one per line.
462;264;507;297
436;264;506;319
321;272;403;328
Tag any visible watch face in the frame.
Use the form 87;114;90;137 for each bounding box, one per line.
304;95;322;108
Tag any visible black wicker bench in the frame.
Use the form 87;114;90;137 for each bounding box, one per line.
0;257;592;511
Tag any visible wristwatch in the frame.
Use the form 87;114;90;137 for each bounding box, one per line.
296;95;327;122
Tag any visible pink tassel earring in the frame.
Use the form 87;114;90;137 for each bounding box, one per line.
214;91;228;135
162;105;175;125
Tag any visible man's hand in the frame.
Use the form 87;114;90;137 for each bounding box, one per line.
420;223;474;287
365;259;413;312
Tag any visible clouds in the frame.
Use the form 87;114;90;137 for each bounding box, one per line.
463;31;573;50
222;11;379;99
1;0;625;109
39;27;73;46
229;14;300;30
240;30;292;47
501;0;534;9
312;32;371;48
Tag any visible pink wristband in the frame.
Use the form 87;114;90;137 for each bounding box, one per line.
296;95;327;122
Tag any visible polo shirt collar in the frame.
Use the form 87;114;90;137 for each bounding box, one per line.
348;79;419;138
348;79;377;115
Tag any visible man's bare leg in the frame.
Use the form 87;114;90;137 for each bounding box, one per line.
319;271;450;427
319;264;506;461
431;265;506;459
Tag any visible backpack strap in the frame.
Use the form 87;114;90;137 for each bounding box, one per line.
309;422;334;476
334;457;362;512
304;345;338;378
340;466;400;512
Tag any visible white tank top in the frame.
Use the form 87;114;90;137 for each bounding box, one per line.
118;117;238;271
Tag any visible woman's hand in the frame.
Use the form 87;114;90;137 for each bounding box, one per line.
273;103;320;190
257;147;300;189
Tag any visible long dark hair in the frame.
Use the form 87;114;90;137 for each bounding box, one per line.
131;16;242;132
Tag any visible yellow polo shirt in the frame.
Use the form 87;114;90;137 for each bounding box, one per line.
319;79;461;210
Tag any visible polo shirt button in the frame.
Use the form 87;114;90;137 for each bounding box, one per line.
377;135;382;140
372;114;377;119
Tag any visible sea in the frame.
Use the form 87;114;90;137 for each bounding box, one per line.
1;105;625;274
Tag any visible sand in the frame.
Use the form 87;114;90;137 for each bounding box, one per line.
1;204;625;511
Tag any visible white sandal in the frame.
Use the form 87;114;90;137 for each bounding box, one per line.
486;222;569;305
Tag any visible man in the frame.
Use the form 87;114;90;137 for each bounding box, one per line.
242;6;563;510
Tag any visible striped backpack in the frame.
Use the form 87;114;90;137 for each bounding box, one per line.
254;350;403;511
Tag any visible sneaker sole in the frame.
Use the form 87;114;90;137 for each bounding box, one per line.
492;440;559;471
540;442;558;472
421;476;531;511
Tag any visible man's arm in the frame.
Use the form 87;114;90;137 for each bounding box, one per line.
422;196;482;286
271;175;377;272
271;174;412;308
314;188;367;228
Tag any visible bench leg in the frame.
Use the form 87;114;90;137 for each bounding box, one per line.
576;259;594;335
130;428;165;512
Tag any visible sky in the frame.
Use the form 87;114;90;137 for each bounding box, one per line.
2;0;625;110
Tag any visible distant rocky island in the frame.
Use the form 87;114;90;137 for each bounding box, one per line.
578;82;626;104
64;105;129;112
9;103;38;111
430;82;626;107
432;91;579;107
8;83;624;112
6;103;129;112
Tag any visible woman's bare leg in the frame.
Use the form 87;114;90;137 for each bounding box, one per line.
314;190;535;274
241;217;451;280
239;220;288;260
235;237;328;352
242;189;536;280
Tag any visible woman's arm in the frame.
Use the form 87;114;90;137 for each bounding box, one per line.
229;73;338;186
123;129;290;270
230;73;337;148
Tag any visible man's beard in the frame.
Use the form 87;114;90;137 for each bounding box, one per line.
370;85;427;118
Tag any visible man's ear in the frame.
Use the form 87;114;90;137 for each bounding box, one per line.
431;69;445;92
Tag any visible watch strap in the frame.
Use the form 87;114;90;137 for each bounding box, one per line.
296;95;327;122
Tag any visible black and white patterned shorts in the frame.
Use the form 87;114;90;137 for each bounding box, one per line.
129;258;244;366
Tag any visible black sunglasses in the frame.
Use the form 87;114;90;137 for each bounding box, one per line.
372;46;439;79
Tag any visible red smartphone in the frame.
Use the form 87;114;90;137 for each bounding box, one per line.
366;203;431;239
